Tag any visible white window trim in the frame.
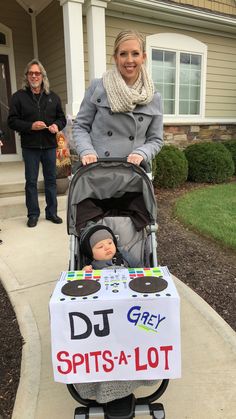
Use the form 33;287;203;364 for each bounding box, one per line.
146;33;207;124
0;24;17;98
0;23;21;161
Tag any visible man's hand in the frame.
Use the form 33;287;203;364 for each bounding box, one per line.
32;121;47;130
48;124;59;134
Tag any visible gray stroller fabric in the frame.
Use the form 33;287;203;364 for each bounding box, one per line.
98;216;148;267
67;161;157;236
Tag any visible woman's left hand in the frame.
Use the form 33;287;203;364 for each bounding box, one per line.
127;154;144;166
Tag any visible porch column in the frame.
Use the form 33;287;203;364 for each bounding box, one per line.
59;0;85;116
85;0;110;82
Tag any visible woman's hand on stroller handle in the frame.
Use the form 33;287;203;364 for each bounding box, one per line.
127;153;143;166
81;154;98;165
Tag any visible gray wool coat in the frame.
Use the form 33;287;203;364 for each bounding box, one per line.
72;78;163;162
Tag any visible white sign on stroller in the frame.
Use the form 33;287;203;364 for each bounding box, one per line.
50;266;181;384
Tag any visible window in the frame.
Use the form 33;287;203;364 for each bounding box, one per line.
0;32;6;45
147;34;207;119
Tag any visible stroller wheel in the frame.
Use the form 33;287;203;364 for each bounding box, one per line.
74;406;87;419
149;402;165;418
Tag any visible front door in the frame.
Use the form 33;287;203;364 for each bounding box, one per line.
0;54;16;154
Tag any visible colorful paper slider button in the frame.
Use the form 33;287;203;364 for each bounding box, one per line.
67;272;76;278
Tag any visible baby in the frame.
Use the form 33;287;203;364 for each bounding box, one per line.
80;224;128;270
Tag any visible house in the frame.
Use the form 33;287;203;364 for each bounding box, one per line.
0;0;236;162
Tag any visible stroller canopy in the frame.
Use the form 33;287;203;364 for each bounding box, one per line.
67;161;157;236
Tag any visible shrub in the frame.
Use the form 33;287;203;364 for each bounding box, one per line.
153;145;188;188
184;142;234;183
222;140;236;175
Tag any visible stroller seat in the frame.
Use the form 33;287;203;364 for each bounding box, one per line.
96;216;150;268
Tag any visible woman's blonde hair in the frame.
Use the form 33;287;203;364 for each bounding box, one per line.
22;58;50;94
113;30;146;57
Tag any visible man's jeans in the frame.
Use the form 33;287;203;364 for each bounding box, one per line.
22;148;57;218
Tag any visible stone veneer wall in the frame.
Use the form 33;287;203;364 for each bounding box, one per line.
164;124;236;149
66;121;236;157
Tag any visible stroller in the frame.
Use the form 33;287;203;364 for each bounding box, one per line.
66;158;169;419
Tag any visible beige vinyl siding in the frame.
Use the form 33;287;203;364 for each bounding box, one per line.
167;0;236;16
198;34;236;117
36;0;67;110
105;16;236;118
0;0;33;90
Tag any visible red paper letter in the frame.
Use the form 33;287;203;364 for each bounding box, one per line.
57;351;72;374
135;347;147;370
160;345;173;370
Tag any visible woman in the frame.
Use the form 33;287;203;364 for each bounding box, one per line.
72;29;163;166
73;30;162;403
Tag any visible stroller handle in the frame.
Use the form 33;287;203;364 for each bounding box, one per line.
98;157;150;172
72;157;151;174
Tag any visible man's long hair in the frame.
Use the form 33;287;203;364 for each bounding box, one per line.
22;58;50;94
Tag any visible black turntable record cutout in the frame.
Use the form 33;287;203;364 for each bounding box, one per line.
129;276;168;293
62;280;101;297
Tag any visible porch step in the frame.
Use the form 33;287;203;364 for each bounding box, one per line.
0;161;44;196
0;193;68;219
0;180;44;196
0;161;68;219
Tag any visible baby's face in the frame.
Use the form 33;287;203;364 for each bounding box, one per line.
92;238;116;261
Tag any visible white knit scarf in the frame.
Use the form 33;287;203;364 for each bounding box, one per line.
103;65;154;113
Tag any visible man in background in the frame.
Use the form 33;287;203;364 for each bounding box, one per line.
8;59;66;227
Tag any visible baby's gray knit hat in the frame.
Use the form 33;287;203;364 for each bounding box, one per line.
90;229;113;249
80;224;117;259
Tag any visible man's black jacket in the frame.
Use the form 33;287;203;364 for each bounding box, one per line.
8;88;66;149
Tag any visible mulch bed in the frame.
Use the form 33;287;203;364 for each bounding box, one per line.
0;281;23;419
0;181;235;419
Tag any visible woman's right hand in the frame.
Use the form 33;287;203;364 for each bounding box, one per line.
81;154;97;165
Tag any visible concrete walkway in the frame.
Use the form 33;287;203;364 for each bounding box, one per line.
0;162;236;419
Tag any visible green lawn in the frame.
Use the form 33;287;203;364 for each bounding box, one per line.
174;183;236;251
